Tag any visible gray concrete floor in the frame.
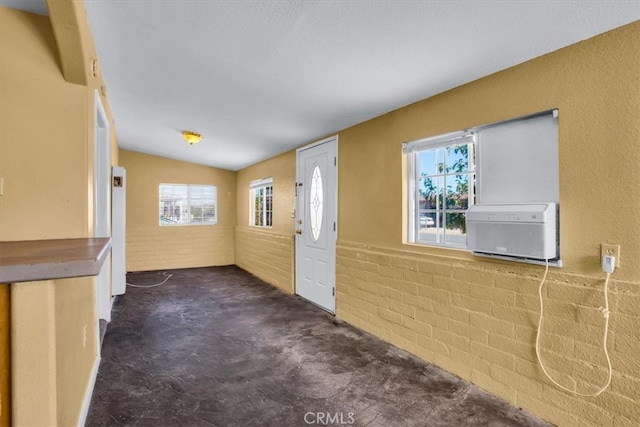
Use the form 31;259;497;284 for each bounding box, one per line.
87;266;551;427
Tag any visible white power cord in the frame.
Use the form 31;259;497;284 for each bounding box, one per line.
535;259;613;397
126;272;173;288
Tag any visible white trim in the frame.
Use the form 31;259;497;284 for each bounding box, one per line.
403;131;473;154
473;252;563;268
77;355;101;427
406;136;476;248
296;134;338;154
406;153;416;243
334;136;339;240
249;177;273;188
93;89;109;131
250;177;273;227
94;90;111;326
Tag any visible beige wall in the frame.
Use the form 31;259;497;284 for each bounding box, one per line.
235;22;640;426
0;5;118;425
235;150;296;292
120;150;236;271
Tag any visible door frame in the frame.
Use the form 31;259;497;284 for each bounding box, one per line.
94;89;112;329
295;135;338;313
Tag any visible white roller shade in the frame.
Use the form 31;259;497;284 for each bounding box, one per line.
477;112;558;204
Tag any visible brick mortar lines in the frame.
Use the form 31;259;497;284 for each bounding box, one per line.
335;241;640;425
337;240;640;289
235;228;294;292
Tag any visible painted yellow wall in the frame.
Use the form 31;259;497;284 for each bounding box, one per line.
236;22;640;426
120;150;236;271
340;24;640;281
0;5;118;425
235;150;296;292
3;4;636;425
0;8;87;241
336;24;640;426
11;281;57;426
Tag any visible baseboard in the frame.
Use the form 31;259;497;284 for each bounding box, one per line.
77;355;101;427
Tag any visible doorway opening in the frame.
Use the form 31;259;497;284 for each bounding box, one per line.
94;90;112;331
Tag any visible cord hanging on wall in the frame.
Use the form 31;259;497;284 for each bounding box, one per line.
535;259;613;397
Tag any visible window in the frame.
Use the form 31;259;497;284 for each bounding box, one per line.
404;109;558;250
250;177;273;227
159;184;217;226
309;165;323;241
405;132;476;247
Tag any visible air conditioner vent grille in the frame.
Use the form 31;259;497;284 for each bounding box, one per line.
467;203;557;261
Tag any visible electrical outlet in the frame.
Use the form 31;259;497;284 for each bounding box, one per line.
83;325;88;347
601;244;621;267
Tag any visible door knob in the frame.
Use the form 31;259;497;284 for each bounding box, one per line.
295;229;302;234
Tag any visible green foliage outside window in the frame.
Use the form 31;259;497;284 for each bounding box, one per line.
418;144;472;233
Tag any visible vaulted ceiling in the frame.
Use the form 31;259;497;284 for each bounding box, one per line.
2;1;639;170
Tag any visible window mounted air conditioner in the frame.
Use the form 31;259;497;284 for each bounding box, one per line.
467;203;558;261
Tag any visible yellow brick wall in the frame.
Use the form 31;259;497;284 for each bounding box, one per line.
120;150;236;271
336;242;640;426
126;225;235;271
333;22;640;426
235;227;294;293
235;150;296;293
234;22;640;427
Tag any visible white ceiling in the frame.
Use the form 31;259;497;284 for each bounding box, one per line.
3;1;640;171
0;0;46;15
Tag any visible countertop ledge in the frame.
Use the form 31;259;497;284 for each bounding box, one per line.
0;238;111;283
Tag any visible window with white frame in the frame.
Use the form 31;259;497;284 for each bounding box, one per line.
404;109;559;250
159;184;217;226
405;132;476;247
250;177;273;227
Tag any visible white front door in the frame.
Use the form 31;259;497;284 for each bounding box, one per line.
295;136;337;313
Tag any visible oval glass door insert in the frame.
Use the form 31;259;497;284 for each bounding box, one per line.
309;164;323;241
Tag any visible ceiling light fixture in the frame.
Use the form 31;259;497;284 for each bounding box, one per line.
183;130;202;145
